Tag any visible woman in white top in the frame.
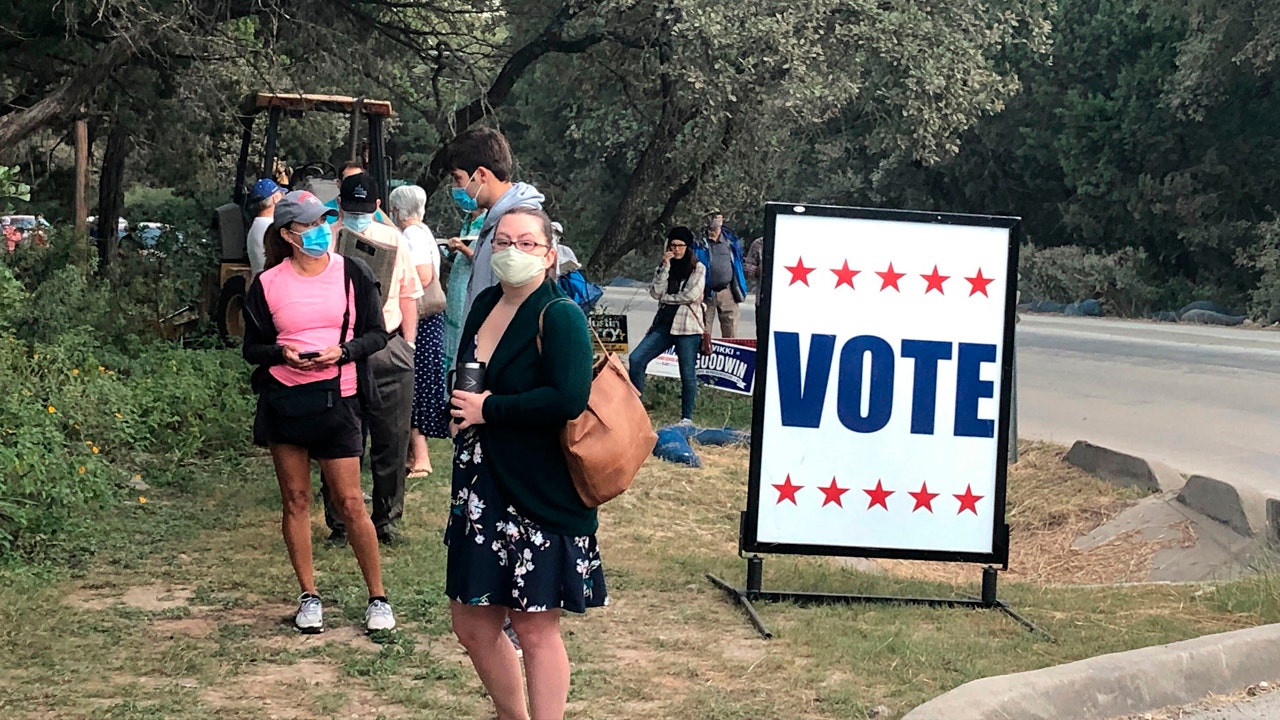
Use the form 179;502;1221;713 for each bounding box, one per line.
388;185;450;477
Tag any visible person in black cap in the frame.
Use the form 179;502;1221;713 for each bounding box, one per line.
242;190;398;633
321;173;423;547
627;226;707;424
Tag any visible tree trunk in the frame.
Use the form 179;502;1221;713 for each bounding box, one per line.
96;121;128;269
586;104;749;278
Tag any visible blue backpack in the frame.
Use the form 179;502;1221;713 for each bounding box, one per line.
559;270;604;314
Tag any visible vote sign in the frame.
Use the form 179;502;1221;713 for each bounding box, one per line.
744;204;1018;564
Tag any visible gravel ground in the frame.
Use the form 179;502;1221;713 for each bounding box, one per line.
1111;682;1280;720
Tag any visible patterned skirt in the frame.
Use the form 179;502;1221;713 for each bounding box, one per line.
411;313;450;439
444;431;608;613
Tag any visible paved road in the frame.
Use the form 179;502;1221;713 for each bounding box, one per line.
600;286;1280;495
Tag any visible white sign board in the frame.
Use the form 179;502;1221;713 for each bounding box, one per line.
744;204;1017;564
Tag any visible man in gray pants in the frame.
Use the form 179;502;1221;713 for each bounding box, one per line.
323;173;423;546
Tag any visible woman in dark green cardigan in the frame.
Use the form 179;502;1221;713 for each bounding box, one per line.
446;207;606;720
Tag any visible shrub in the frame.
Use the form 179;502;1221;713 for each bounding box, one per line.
0;229;253;562
1018;244;1163;316
1236;220;1280;323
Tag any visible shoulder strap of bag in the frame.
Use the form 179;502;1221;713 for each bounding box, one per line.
339;260;353;345
537;297;603;355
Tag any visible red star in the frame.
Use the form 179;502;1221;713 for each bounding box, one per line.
921;265;950;294
954;484;984;515
876;263;905;292
863;479;894;510
966;268;995;297
772;475;803;505
785;258;815;286
819;477;850;507
908;482;940;513
831;261;860;289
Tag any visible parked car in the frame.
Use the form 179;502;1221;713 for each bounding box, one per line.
1;214;48;251
87;215;129;240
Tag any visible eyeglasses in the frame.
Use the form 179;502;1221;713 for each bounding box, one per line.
493;239;550;253
668;242;687;249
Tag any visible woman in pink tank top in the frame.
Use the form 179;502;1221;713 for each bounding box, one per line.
242;190;397;634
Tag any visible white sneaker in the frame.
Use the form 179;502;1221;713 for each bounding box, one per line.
295;593;323;634
677;418;695;427
365;598;396;632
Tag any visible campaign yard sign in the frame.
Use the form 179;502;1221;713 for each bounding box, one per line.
745;204;1018;564
645;340;757;395
589;314;630;355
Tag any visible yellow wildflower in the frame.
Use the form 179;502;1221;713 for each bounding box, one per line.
138;497;147;504
91;446;99;454
114;413;123;420
77;466;86;475
71;368;79;376
133;474;141;480
98;366;106;373
47;405;56;413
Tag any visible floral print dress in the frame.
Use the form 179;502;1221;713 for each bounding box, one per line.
444;428;609;613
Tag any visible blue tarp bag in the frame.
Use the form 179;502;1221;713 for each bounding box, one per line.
653;426;701;467
692;427;750;446
558;270;604;314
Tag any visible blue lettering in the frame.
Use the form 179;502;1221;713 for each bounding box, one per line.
774;332;835;428
955;342;998;438
836;336;894;433
901;340;952;435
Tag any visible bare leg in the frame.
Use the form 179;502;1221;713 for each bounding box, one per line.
318;457;385;598
452;602;529;720
509;609;569;720
271;444;318;595
409;430;432;473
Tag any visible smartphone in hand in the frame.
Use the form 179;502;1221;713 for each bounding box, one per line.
298;351;321;360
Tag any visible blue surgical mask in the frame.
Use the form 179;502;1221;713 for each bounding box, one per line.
297;224;330;258
344;213;373;233
451;186;478;213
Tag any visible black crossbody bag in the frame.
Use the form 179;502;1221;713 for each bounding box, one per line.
263;272;353;418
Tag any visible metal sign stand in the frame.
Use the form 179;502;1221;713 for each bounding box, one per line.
707;550;1050;641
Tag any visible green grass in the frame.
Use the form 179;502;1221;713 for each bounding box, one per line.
1;435;1278;719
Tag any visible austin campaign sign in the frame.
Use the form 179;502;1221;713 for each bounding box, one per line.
744;204;1018;564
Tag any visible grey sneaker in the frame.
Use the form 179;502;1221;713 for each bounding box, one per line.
365;598;396;632
295;593;323;634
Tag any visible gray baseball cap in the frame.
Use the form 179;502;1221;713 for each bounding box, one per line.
272;190;337;230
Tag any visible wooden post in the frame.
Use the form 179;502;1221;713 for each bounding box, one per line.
74;115;89;236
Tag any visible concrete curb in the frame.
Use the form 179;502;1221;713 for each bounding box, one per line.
902;623;1280;720
1178;475;1268;538
1063;440;1185;494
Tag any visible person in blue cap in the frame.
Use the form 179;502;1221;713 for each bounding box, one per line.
247;178;285;279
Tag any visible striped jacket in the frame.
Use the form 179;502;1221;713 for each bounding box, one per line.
648;261;706;336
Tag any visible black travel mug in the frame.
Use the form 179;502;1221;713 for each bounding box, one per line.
449;361;486;422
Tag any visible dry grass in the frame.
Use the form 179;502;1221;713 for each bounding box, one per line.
876;440;1183;585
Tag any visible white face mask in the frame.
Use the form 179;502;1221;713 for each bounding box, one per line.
491;246;547;286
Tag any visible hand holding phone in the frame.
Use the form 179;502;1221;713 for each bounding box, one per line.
298;350;321;360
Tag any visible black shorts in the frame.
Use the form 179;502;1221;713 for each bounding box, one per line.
253;393;364;459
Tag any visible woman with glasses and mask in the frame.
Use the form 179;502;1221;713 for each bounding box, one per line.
243;190;398;635
626;226;707;425
446;206;605;720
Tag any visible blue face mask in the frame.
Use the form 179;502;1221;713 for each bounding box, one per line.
451;186;478;213
344;213;373;233
295;224;330;258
